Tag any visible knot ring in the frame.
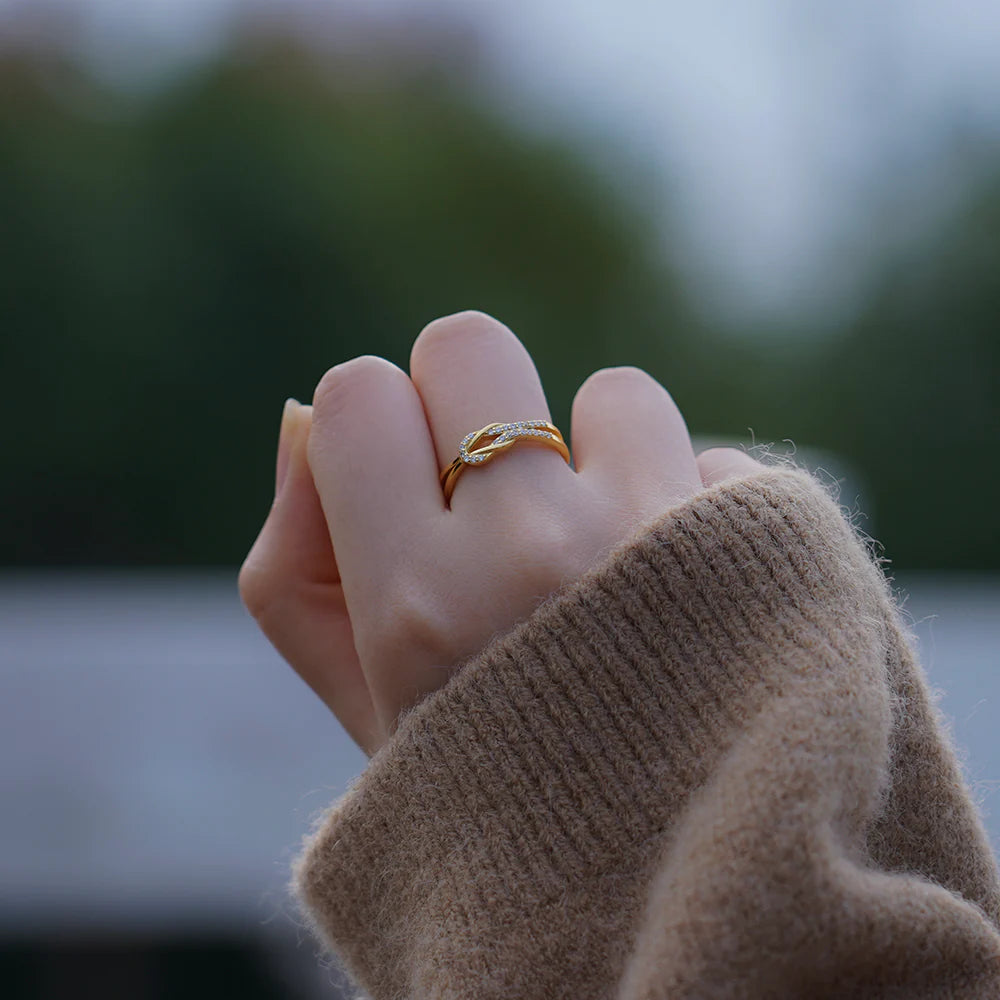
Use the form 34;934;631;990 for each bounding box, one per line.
440;420;570;503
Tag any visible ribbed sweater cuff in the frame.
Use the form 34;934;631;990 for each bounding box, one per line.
292;468;886;997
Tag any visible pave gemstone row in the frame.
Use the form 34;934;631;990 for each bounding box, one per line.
458;420;560;465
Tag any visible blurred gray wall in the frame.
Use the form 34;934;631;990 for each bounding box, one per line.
2;571;998;945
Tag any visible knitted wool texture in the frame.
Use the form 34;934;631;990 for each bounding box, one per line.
293;469;1000;999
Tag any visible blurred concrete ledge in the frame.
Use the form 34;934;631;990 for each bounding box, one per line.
0;570;997;936
0;570;367;937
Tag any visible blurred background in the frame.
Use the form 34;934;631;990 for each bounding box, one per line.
2;0;998;996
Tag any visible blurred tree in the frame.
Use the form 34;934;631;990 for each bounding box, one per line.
1;41;998;571
807;177;1000;570
671;176;1000;572
0;44;684;566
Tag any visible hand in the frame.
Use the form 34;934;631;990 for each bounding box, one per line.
240;312;759;755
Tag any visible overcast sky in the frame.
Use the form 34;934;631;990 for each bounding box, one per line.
5;0;1000;323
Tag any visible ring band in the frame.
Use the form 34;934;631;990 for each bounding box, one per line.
440;420;570;502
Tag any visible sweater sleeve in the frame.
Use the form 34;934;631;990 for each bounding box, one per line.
291;469;1000;999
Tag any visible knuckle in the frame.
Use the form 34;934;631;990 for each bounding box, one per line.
238;554;280;625
411;310;511;369
311;355;398;423
697;446;743;462
579;365;656;398
574;365;681;424
696;446;761;481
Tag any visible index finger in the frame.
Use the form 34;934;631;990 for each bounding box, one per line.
307;355;444;615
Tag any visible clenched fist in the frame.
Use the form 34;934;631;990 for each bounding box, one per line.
240;311;758;754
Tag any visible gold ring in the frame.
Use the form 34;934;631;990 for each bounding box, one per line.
440;420;570;503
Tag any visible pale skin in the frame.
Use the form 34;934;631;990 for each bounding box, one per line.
239;311;760;756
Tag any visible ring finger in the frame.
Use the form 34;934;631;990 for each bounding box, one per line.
409;311;572;509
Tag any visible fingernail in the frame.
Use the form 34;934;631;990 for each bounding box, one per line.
275;398;301;497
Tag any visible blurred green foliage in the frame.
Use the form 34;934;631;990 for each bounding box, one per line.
1;44;998;569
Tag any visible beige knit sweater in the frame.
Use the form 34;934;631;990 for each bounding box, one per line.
293;469;1000;999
